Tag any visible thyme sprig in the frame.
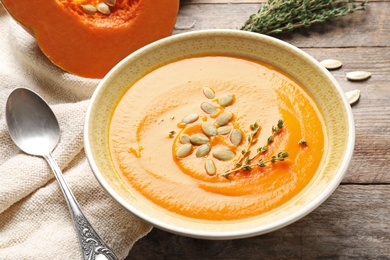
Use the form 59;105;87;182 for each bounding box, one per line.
241;0;368;35
222;119;287;178
223;151;289;177
232;122;261;168
298;138;308;146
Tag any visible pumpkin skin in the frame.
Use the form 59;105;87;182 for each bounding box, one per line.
1;0;180;78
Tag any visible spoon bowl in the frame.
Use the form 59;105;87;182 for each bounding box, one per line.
6;88;118;260
6;88;59;156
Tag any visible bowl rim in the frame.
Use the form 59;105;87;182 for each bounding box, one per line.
84;29;355;239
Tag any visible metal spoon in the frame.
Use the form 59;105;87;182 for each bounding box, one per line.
5;88;118;260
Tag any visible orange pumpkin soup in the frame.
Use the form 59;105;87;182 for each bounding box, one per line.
109;55;327;221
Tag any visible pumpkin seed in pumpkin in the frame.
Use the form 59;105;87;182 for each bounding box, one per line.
81;4;97;15
96;3;110;14
104;0;116;7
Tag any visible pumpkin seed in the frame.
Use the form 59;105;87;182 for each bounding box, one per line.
213;148;235;161
320;59;342;70
96;3;110;14
176;143;193;158
203;87;215;99
190;133;210;145
200;102;217;115
180;134;191;144
230;129;243;146
217;125;233;135
218;94;234;107
345;89;361;105
204;159;216;175
81;4;97;15
181;113;199;124
196;144;211;158
104;0;116;7
216;112;233;126
346;71;371;81
201;122;217;136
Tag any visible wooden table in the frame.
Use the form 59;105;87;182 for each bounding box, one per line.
127;1;390;258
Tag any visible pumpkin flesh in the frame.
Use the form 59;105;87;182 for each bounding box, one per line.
1;0;180;78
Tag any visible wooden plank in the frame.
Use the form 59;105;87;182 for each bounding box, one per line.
301;47;390;184
174;2;389;47
174;2;254;32
180;0;386;4
126;185;390;259
181;0;266;3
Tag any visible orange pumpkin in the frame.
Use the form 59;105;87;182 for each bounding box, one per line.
2;0;180;78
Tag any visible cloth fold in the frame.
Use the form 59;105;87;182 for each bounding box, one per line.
0;4;152;259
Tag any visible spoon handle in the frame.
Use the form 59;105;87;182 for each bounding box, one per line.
44;153;119;260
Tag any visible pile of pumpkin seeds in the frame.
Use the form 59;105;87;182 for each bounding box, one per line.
81;0;116;15
175;87;243;176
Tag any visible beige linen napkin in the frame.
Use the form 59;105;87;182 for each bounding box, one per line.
0;4;152;259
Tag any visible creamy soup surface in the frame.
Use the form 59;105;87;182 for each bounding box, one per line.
109;55;326;221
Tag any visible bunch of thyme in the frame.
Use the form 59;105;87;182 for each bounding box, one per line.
241;0;368;35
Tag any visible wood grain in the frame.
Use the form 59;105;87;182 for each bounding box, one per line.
303;47;390;184
180;0;386;4
126;1;390;258
175;2;389;47
128;186;390;259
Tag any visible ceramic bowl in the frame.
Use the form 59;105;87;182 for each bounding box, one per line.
84;30;355;239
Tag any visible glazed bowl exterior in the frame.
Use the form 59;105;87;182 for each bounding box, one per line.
84;30;355;239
